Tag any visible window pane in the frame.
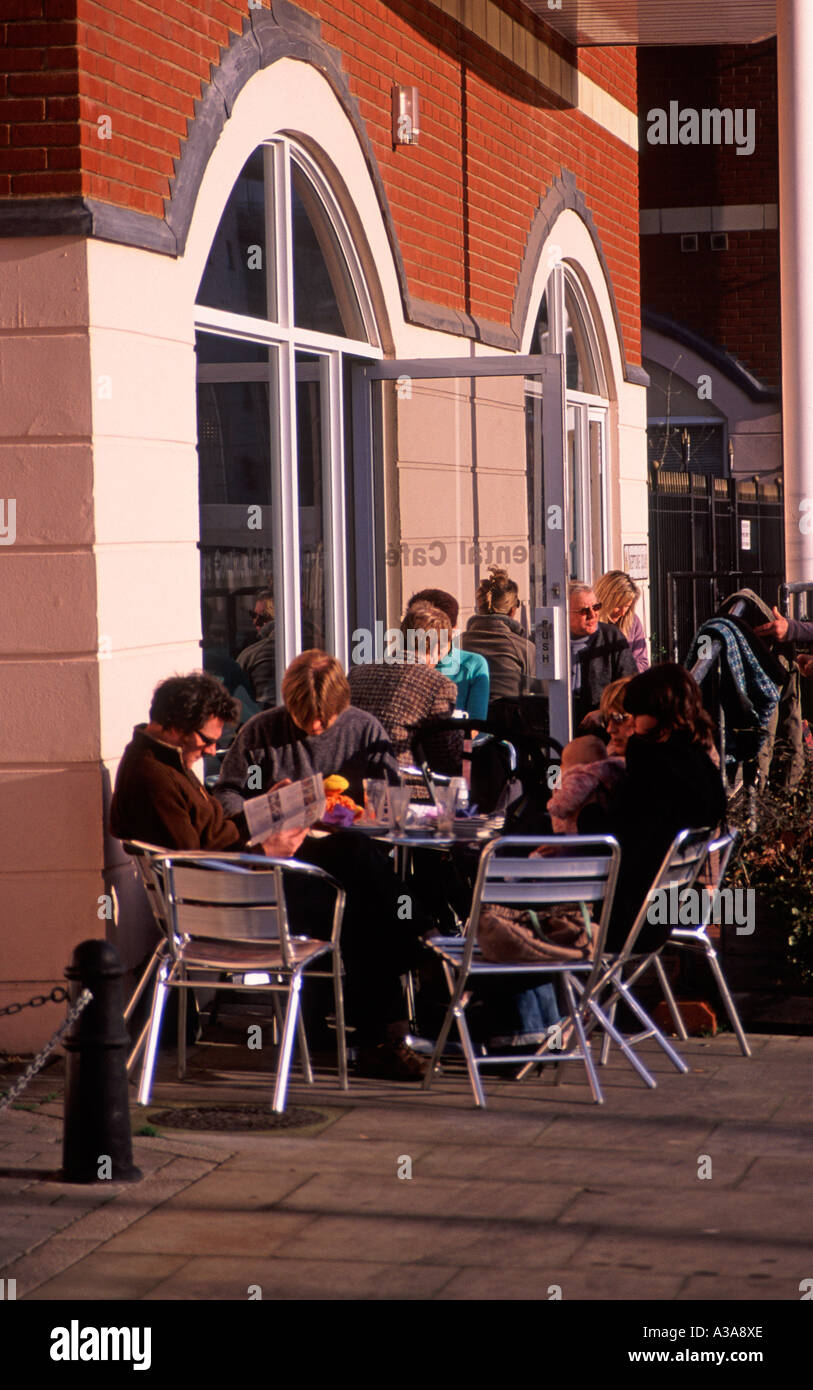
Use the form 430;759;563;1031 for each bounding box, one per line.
564;281;600;395
197;147;272;320
291;162;365;339
197;333;281;704
296;352;327;651
532;289;552;355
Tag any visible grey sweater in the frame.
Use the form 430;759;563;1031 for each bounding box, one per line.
214;705;399;814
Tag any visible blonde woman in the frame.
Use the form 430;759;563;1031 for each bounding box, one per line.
595;570;649;673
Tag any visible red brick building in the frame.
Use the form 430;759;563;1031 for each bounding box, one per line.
638;40;781;480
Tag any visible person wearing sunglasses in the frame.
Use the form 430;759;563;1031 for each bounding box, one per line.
569;580;637;731
236;588;277;706
110;672;305;858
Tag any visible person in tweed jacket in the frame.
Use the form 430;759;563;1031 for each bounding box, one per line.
348;603;463;776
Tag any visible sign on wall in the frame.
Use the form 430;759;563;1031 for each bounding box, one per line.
623;543;649;581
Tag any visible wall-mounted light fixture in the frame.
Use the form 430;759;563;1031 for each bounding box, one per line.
392;85;420;146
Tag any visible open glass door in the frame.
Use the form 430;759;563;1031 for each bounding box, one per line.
351;354;571;747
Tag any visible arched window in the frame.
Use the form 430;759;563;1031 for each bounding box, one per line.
530;263;610;580
195;139;381;701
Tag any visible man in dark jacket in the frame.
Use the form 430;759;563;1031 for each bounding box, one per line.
111;668;430;1081
569;581;637;728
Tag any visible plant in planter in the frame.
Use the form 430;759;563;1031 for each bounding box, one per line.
728;751;813;987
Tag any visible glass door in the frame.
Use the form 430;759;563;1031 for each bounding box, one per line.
352;353;572;747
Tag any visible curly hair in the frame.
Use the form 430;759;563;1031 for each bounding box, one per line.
475;565;519;615
282;650;350;727
149;673;240;732
623;663;715;747
408;588;459;628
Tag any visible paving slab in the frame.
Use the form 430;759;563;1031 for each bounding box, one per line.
566;1227;804;1279
142;1255;460;1301
277;1170;582;1222
26;1253;193;1301
437;1265;685;1300
274;1212;589;1267
557;1183;813;1244
98;1207;316;1256
677;1274;802;1301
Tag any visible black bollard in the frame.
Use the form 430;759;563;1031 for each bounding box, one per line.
62;939;142;1184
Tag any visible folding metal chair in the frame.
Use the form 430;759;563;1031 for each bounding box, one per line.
422;834;640;1107
121;840;174;1073
136;851;347;1113
588;828;716;1073
619;831;751;1057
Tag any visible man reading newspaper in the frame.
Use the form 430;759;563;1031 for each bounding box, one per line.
111;671;433;1080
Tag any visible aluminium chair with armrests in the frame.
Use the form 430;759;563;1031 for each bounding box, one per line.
610;830;751;1057
564;828;715;1076
421;834;655;1107
136;851;347;1113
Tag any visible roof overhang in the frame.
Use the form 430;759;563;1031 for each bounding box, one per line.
521;0;776;47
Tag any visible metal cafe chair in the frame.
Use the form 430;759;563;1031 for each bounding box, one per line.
615;830;751;1058
583;828;716;1074
135;851;347;1113
121;840;175;1073
423;834;629;1107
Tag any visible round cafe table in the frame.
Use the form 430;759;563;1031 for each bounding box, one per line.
358;816;505;1033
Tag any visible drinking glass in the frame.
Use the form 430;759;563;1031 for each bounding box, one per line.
363;778;389;824
387;785;413;832
433;783;459;835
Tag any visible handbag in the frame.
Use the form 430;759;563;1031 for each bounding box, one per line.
477;902;595;964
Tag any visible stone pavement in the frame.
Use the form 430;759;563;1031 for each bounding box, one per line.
1;1031;812;1302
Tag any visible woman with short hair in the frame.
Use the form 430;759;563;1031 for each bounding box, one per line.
347;604;463;775
595;570;649;673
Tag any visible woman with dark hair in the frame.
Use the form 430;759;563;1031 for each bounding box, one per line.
579;663;726;951
461;565;538;703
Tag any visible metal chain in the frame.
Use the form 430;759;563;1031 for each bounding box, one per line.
0;989;93;1113
0;986;70;1019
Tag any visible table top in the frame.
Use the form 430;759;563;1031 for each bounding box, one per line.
352;815;505;848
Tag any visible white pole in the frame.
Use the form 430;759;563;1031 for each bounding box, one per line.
778;0;813;583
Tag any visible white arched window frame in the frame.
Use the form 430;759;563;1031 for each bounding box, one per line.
195;136;383;683
528;260;612;582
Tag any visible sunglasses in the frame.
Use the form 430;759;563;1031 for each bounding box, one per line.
575;604;602;617
188;729;219;751
604;712;632;727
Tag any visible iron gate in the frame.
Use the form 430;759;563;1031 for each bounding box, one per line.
648;468;784;662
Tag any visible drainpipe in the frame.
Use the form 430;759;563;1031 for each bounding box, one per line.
778;0;813;582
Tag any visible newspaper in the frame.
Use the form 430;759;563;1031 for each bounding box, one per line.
243;773;326;846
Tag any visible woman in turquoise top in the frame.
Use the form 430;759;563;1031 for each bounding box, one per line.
407;587;490;719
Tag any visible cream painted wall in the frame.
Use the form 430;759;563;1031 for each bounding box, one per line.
0;237;108;1045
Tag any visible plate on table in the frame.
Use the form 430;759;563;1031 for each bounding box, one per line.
314;818;386;835
453;816;503;840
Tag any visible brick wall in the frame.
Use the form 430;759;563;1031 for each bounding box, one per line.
0;0;641;361
638;42;779;386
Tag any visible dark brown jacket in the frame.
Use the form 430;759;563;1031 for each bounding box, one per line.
110;726;244;851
